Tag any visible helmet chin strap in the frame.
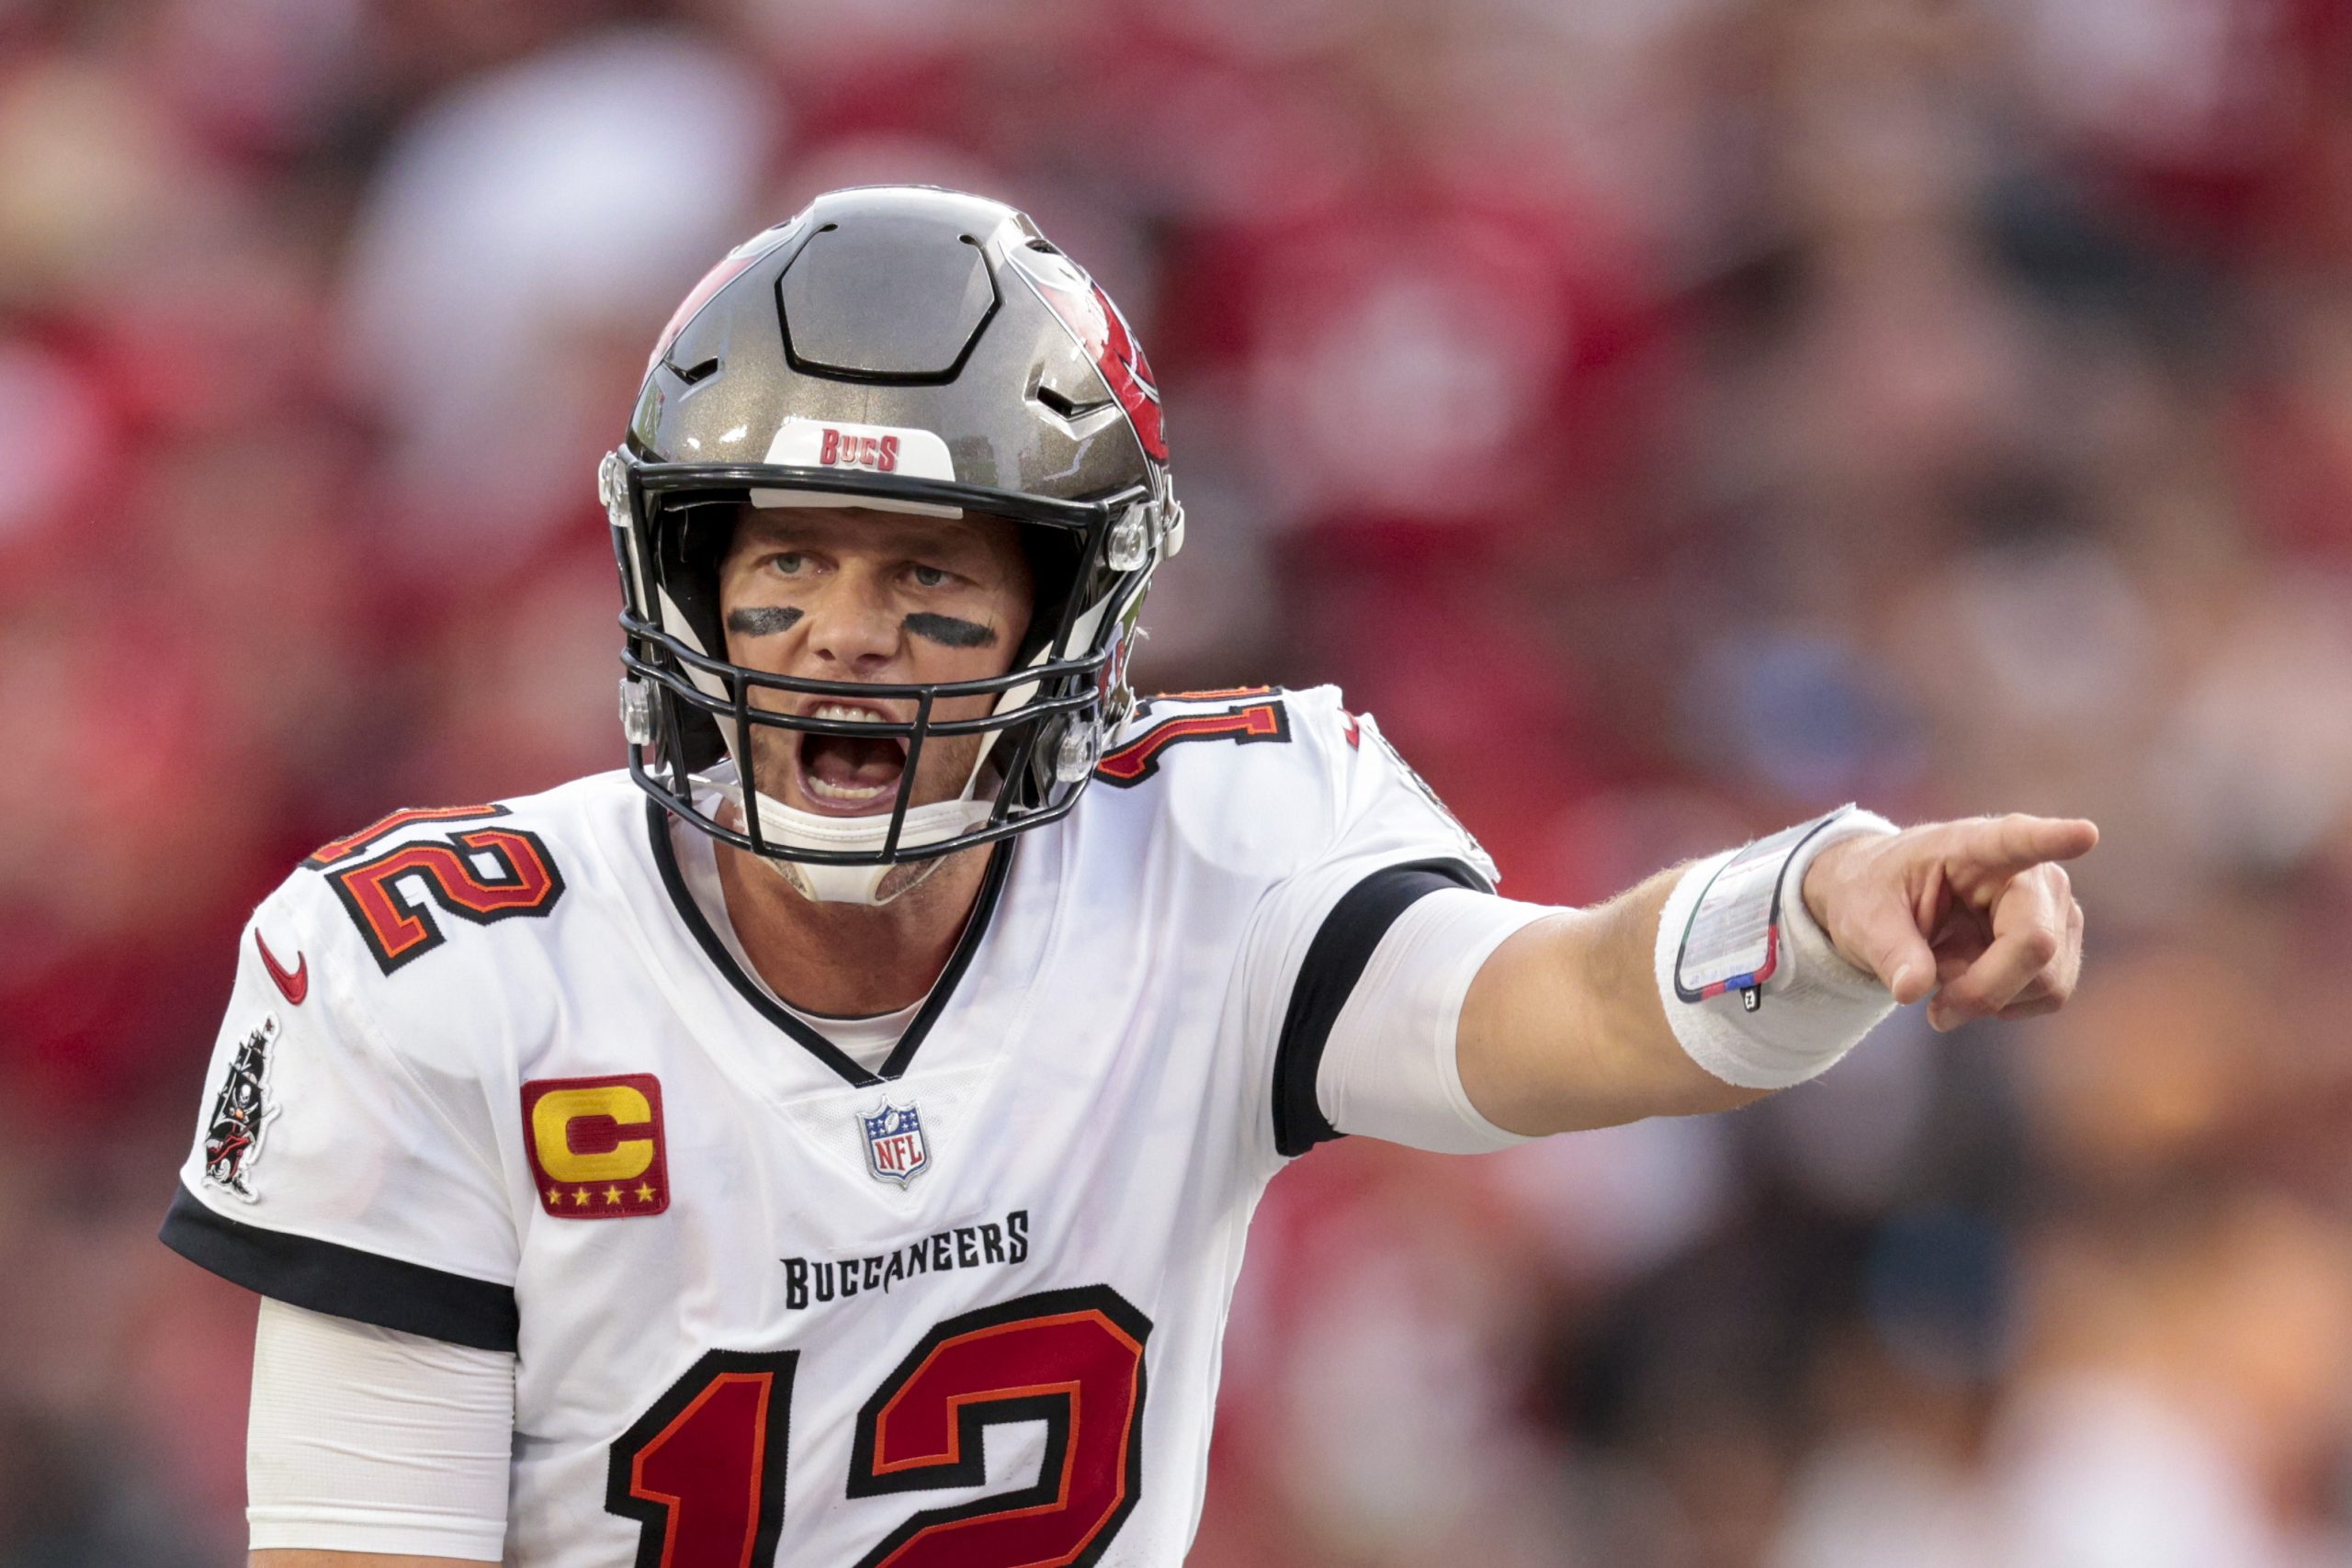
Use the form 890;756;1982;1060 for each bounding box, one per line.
715;776;992;906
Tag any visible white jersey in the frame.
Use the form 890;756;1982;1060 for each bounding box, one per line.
166;685;1495;1568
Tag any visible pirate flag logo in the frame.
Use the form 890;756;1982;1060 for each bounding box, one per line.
204;1014;282;1201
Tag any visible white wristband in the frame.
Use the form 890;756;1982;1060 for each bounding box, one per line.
1652;808;1901;1089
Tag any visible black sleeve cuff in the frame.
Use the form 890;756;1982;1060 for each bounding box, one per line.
160;1181;519;1352
1270;858;1489;1158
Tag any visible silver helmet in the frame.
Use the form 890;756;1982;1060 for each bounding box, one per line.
603;186;1182;902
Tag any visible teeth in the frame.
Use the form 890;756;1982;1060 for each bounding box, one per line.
806;774;892;801
796;701;906;810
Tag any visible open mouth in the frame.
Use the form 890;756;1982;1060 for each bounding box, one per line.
792;703;910;813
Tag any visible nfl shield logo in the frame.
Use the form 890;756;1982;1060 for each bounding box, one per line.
858;1101;930;1187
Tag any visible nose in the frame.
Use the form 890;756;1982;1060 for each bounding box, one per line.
797;568;901;675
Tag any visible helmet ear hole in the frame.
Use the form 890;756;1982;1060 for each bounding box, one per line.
651;497;735;658
665;693;729;773
642;495;741;778
1017;528;1086;661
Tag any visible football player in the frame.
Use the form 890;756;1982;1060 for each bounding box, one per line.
164;186;2094;1568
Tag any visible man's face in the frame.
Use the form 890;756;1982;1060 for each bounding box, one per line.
717;506;1035;821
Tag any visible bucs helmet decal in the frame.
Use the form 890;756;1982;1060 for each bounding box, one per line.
1006;243;1168;462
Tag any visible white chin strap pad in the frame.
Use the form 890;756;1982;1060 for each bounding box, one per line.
718;779;991;906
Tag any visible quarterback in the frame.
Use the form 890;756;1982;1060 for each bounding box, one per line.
163;186;2093;1568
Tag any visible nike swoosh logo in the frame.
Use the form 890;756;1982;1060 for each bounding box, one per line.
254;930;309;1006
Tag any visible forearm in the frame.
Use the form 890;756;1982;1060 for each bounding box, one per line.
1455;868;1768;1136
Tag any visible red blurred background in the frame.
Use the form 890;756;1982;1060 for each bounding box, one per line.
5;0;2352;1562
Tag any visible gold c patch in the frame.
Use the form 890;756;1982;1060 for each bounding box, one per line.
521;1074;671;1219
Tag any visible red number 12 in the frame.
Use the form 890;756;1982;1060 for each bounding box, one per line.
605;1286;1151;1568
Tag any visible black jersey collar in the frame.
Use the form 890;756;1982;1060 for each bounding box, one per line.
645;798;1014;1089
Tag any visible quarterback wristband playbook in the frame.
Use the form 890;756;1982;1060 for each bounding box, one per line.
1653;807;1901;1089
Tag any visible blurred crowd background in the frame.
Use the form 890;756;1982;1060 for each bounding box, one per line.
5;0;2351;1562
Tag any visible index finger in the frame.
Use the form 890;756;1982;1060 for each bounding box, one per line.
1949;814;2099;878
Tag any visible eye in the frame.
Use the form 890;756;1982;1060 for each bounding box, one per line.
767;551;806;576
910;564;951;589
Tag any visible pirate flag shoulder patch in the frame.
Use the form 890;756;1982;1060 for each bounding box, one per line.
203;1013;282;1201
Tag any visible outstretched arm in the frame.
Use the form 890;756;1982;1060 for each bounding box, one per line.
1454;814;2096;1138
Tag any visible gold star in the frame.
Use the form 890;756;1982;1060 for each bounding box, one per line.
569;1187;590;1206
546;1188;560;1206
635;1182;657;1203
604;1186;624;1205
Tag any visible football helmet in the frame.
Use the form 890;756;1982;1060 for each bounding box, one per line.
603;186;1181;903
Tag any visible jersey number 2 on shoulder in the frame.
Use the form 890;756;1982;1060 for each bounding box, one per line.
323;825;566;974
606;1285;1151;1568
